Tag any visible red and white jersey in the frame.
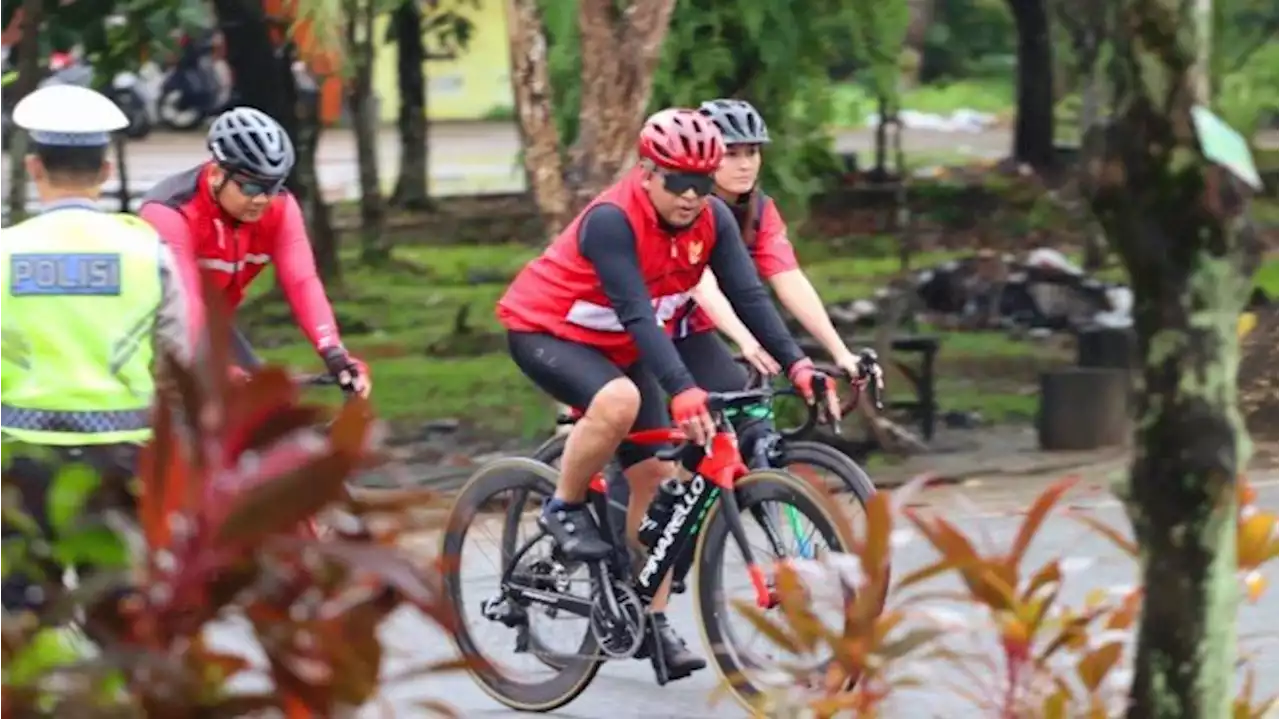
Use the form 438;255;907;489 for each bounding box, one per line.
672;190;798;338
497;169;718;366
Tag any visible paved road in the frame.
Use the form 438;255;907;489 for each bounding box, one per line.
2;122;1017;214
203;471;1278;717
6;122;1274;216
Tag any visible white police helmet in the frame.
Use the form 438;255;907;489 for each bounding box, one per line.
13;84;129;147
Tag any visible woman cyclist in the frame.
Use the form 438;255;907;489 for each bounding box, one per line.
671;99;877;421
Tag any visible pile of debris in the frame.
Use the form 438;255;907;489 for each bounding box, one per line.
828;248;1132;334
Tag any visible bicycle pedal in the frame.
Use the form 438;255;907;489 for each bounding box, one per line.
671;579;687;594
480;595;528;629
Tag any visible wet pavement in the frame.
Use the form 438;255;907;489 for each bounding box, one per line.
204;469;1278;717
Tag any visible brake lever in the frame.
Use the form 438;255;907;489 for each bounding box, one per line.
815;373;841;436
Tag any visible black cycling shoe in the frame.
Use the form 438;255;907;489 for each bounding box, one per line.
538;499;612;561
637;613;707;680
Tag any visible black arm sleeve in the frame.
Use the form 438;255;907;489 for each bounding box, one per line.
706;197;806;369
579;204;697;395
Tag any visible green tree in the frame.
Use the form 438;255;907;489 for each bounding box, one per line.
509;0;677;234
1083;0;1266;716
540;0;908;221
651;0;908;219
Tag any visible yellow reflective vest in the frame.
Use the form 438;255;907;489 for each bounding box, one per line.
1;204;164;445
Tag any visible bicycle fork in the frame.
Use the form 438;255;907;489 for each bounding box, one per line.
720;487;779;610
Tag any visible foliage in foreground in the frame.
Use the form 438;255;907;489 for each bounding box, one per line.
1;295;470;717
741;474;1279;718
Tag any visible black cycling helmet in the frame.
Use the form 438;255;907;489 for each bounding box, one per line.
697;99;770;146
207;106;296;179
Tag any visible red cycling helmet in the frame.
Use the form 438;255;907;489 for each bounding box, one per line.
638;108;725;174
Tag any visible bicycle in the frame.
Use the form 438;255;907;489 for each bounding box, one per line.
440;380;870;713
512;362;879;671
531;352;882;503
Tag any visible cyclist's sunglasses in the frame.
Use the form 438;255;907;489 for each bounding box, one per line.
230;174;286;198
658;170;715;197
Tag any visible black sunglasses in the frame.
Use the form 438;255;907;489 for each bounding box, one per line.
231;174;286;197
660;170;715;197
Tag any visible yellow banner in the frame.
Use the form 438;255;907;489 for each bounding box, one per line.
372;3;515;122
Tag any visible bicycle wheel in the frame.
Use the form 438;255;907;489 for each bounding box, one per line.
530;433;567;465
692;469;862;713
441;457;601;712
778;440;876;506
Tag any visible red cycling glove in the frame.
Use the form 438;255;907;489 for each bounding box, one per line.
787;358;819;401
670;387;710;425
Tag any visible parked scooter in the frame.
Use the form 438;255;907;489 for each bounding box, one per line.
157;31;233;131
47;52;153;140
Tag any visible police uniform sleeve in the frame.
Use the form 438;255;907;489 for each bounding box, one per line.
154;244;194;364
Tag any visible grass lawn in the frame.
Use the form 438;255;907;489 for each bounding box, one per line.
238;235;1076;441
239;165;1278;442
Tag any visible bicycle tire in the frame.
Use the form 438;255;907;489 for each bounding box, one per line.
531;433;567;466
441;457;602;712
692;469;862;713
777;440;877;506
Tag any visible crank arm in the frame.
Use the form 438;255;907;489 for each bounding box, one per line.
503;581;595;619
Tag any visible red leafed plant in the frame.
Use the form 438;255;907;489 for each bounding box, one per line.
738;473;1279;719
2;289;473;718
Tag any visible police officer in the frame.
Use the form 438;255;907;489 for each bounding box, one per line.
1;84;192;612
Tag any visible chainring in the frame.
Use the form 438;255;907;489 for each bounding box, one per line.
588;579;646;659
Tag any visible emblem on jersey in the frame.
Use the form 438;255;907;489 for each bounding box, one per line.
687;240;704;264
10;253;122;296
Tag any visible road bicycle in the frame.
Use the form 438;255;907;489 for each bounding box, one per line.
532;358;881;504
440;380;868;713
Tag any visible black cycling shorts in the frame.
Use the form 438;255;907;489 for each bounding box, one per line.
508;331;670;469
673;330;752;392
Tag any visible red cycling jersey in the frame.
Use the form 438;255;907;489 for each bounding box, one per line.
497;169;716;368
674;191;798;338
138;163;343;354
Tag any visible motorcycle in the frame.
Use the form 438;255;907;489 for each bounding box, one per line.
108;70;154;140
48;54;153;140
157;31;233;131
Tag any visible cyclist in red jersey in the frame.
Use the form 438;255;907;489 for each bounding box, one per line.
497;108;839;679
674;99;876;389
138;107;369;395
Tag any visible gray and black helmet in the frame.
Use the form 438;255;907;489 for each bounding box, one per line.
697;99;770;145
207;106;296;179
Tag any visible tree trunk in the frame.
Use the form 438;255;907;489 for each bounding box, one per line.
1055;0;1108;269
347;0;388;264
902;0;935;87
1083;2;1265;716
503;0;572;234
4;0;41;223
214;0;303;197
503;0;677;235
390;0;430;210
1007;0;1056;170
568;0;677;210
292;63;340;283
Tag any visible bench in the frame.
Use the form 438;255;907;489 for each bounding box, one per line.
796;333;942;442
880;334;942;441
770;332;943;444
